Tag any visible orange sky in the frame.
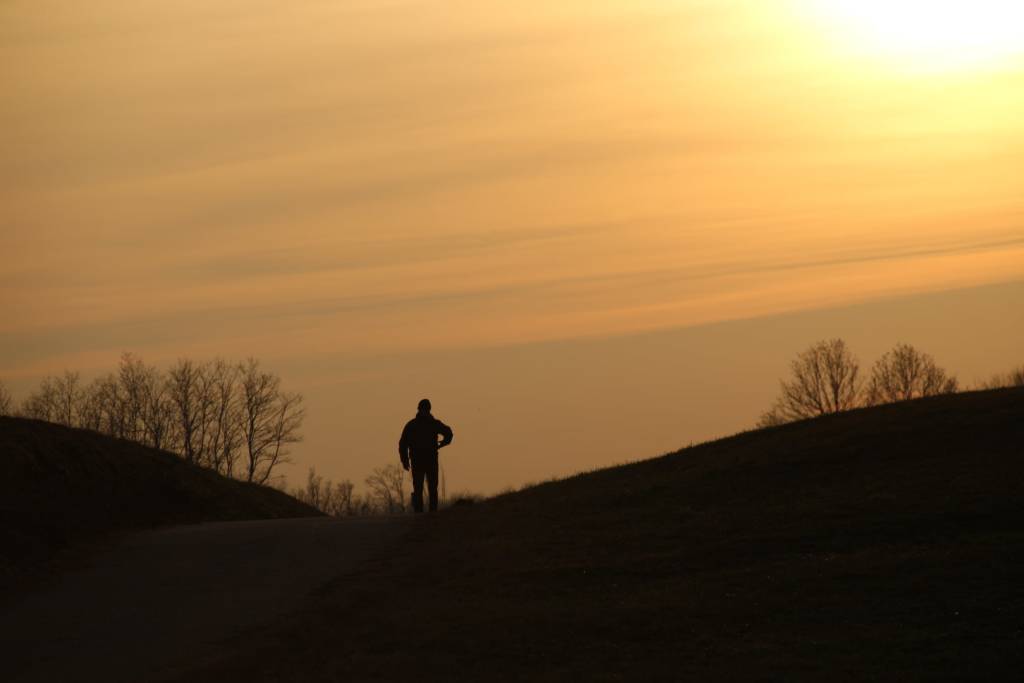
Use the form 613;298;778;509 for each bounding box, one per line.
2;1;1022;491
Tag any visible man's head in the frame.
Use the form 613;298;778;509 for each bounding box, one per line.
417;398;432;414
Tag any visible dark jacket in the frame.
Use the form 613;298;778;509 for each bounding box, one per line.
399;412;453;460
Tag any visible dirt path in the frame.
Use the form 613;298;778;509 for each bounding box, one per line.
0;517;408;683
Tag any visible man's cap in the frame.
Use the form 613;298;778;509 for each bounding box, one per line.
418;398;431;412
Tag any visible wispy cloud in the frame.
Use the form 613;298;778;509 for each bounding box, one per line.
2;0;1023;377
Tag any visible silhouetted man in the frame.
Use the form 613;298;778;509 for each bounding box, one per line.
398;399;453;513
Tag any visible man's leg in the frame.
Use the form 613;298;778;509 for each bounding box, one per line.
426;452;440;512
410;456;425;513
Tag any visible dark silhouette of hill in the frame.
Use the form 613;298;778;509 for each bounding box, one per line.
0;417;319;585
190;387;1024;682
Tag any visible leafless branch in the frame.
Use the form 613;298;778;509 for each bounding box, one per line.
865;343;957;405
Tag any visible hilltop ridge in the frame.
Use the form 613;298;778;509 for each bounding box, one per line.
192;387;1024;682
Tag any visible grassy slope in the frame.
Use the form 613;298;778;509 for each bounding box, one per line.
0;417;319;583
202;388;1019;680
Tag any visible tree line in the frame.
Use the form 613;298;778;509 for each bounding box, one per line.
1;353;304;485
291;464;408;516
759;340;1022;427
291;464;481;517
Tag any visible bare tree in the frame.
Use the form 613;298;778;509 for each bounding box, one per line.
239;359;304;485
20;378;58;422
77;379;103;431
0;380;11;416
203;359;243;477
117;353;153;442
292;468;357;516
331;479;356;516
980;364;1024;389
865;343;958;406
78;373;127;437
140;371;175;451
262;391;304;483
167;359;206;464
53;371;82;426
112;354;174;448
365;464;406;514
239;358;278;482
193;364;227;469
295;467;330;510
20;371;81;426
759;338;862;426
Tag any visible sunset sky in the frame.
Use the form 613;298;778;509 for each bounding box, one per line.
3;0;1022;492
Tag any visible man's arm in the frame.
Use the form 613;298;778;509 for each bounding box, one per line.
398;423;411;470
437;421;454;448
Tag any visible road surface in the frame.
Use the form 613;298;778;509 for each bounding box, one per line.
0;517;407;683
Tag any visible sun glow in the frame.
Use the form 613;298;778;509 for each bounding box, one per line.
814;0;1024;71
